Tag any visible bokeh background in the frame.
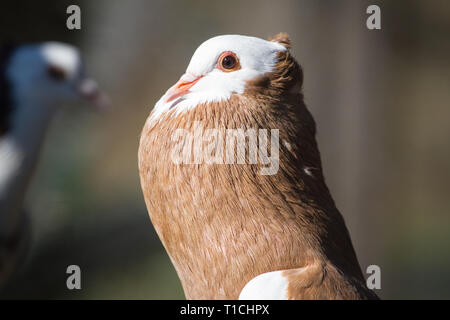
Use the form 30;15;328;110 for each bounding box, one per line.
1;0;449;299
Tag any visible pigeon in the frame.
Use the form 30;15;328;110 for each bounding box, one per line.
138;33;379;300
0;42;109;285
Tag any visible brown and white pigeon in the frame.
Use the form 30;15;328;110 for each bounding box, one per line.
0;42;109;285
138;33;378;300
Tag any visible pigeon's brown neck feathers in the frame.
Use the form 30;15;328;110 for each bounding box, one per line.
246;34;303;99
139;34;375;299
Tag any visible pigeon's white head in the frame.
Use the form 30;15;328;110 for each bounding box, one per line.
6;42;108;111
151;34;287;121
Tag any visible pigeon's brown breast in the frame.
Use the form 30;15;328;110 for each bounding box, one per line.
138;91;365;299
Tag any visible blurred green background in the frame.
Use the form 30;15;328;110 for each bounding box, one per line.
1;0;449;299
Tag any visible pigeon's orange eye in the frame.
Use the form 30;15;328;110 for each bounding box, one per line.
217;51;240;72
47;65;66;81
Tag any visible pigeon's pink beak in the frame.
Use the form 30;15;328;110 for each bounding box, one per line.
165;74;203;103
77;78;111;111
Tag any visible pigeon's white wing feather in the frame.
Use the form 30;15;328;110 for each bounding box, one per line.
239;270;289;300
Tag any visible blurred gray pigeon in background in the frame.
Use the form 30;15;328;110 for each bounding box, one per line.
0;42;109;286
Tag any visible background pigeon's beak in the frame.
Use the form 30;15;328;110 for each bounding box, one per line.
77;78;111;111
165;74;202;103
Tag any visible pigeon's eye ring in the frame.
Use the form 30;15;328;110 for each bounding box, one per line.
217;51;240;72
47;65;66;81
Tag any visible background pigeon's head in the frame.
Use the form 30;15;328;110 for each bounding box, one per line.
152;34;301;120
5;42;109;110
